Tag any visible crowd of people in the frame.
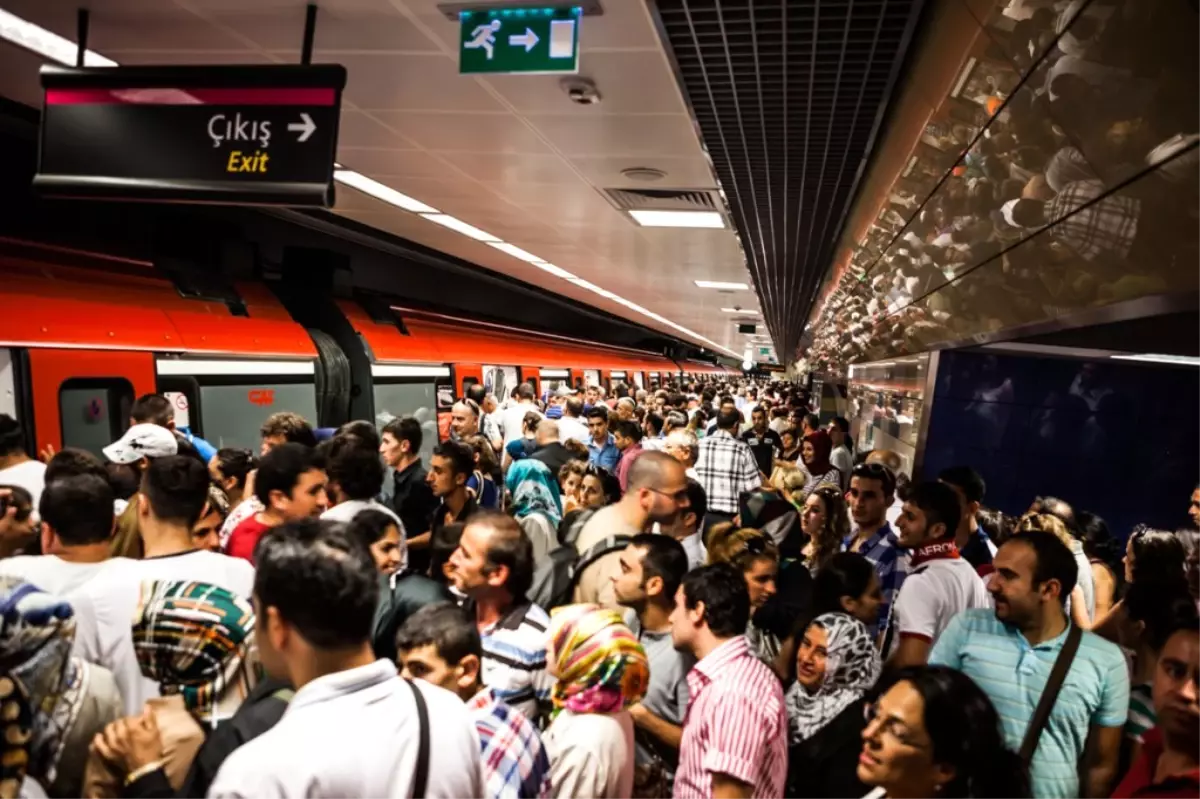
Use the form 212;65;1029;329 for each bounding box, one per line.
0;377;1196;799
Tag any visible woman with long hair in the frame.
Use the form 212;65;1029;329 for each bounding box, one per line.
543;605;648;799
857;666;1029;798
1076;510;1122;621
464;433;502;510
707;525;781;664
800;483;852;576
812;552;884;629
800;431;842;494
506;459;563;565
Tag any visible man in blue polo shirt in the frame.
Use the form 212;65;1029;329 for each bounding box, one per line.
930;531;1128;799
585;406;620;472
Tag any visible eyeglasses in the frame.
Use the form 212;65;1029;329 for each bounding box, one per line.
862;702;928;750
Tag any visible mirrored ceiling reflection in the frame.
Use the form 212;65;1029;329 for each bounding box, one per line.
806;0;1199;376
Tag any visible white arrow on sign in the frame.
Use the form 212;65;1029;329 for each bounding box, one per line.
288;112;316;143
508;27;539;52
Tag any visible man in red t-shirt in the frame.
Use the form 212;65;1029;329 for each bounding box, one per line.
226;442;327;563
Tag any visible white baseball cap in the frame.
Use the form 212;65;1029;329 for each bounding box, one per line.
103;423;179;464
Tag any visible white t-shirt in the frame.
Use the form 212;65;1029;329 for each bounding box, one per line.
889;557;992;656
0;555;118;596
0;459;47;520
321;499;403;529
74;550;255;715
499;403;542;445
543;709;635;799
557;416;590;445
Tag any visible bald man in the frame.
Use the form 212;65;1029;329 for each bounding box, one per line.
450;400;482;441
528;419;578;480
572;451;690;608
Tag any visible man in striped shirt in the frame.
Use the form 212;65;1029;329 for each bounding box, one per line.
450;510;554;723
670;564;787;799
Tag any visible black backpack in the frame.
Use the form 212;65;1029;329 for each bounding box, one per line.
529;532;634;611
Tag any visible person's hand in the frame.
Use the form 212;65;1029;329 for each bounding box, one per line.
91;710;163;774
38;443;56;463
627;702;647;726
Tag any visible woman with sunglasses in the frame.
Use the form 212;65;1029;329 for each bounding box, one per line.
857;666;1029;798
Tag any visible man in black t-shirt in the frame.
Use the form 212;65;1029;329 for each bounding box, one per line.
740;406;782;477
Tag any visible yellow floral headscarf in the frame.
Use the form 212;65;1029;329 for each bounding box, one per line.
548;604;648;716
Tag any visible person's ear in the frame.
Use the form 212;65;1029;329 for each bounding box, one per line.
645;574;664;599
689;599;707;627
929;521;947;541
40;524;55;555
457;654;481;690
486;564;510;589
265;605;289;653
932;761;956;793
137;492;150;518
967;500;981;517
268;488;288;513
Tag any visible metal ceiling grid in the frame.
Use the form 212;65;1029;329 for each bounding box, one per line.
654;0;926;361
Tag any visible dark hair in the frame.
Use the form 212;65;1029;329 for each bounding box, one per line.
429;522;464;585
684;479;707;522
803;413;820;431
215;448;256;491
586;406;610;423
260;412;316;448
1004;531;1078;602
830;416;850;435
432;441;474;478
325;439;385;501
1125;582;1199;652
644;412;665;436
1076;510;1122;588
517;382;535;400
471;509;535;600
680;563;750;638
0;415;24;457
140;455;210;527
464;434;499;478
44;447;107;484
1029;496;1076;534
382;417;423;453
39;475;114;546
130;394;173;427
465;383;487;405
255;442;323;507
1128;525;1188;587
905;481;963;539
851;462;897;498
336;420;382;452
105;462;140;501
813;552;877;616
716;408;742;431
873;666;1029;798
614;419;643;443
938;466;986;505
0;485;32;523
395;601;481;666
254;518;379;649
977;506;1015;547
582;465;622;504
564;397;584;418
630;533;688;603
347;508;400;550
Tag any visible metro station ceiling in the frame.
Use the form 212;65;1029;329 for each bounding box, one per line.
654;0;927;362
0;0;774;361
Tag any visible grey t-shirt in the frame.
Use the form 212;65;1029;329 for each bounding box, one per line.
635;627;694;773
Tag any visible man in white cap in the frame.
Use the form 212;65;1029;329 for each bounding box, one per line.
102;423;179;468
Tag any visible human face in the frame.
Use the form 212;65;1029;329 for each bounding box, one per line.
448;523;496;596
561;470;582;502
612;545;650;609
370;524;403;575
669;586;703;653
274;469;328;520
858;681;948;797
451;405;478;438
896;502;944;549
802;493;827;537
1153;629;1200;746
752;409;767;433
1124;535;1136;584
801;441;815;465
260;433;287;456
613;431;632;451
426;454;463;498
743;558;777;609
795;623;829;691
579;474;607;508
990;539;1054;625
828;423;845;446
397;644;460;695
781;431;796;454
848;476;888;528
640;463;691;526
587;416;609;443
379;431;406;468
842;573;883;628
190;504;223;552
1190;487;1200;528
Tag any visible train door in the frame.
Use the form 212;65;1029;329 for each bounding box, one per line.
517;366;540;400
583;369;600;391
481;365;519;403
540;368;569;400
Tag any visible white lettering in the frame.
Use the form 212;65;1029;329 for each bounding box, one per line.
207;113;225;148
206;113;274;149
258;119;271;148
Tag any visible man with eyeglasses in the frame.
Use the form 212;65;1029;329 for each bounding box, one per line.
571;451;690;608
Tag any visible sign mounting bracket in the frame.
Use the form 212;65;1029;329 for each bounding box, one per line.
74;8;88;68
300;4;318;66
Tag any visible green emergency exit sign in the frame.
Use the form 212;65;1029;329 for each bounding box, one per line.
459;6;581;75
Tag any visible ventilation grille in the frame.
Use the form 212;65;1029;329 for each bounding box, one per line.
602;187;721;212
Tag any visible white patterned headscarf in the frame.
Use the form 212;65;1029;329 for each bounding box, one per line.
785;612;881;743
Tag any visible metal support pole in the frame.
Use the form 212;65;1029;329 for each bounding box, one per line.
75;9;89;67
300;4;317;65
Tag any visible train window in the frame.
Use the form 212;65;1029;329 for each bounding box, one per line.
374;381;438;467
198;383;318;450
59;377;134;458
0;349;15;420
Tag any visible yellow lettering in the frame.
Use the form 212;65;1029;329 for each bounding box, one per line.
257;151;269;173
226;150;242;172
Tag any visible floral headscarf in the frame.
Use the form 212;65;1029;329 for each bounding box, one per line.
785;612;881;743
505;459;563;528
547;604;648;717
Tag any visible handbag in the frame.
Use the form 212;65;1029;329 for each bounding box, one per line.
404;679;430;799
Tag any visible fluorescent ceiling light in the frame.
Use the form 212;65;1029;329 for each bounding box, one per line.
334;170;438;213
487;242;544;263
421;214;499;242
629;210;725;229
1111;353;1200;367
0;8;117;66
694;281;749;290
534;262;577;280
721;308;759;314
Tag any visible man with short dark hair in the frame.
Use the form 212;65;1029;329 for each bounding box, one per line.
827;416;853;489
557;397;589;445
671;564;787;799
613;419;644;492
585;406;620;471
449;511;552;722
613;535;693;787
0;414;46;520
226;442;328;563
322;437;402;529
259;411;317;454
420;441;477;573
396;602;552;799
380;417;438;554
886;481;990;667
740;406;782;477
938;465;998;575
843;462;906;634
663;480;707;571
800;413;820;438
695;408;760;532
500;383;542;446
466;383;503;452
930;532;1129;798
209;520;484;797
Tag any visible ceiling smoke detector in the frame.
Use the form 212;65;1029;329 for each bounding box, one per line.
561;77;601;105
620;166;667;182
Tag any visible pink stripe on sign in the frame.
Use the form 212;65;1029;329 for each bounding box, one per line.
45;87;336;106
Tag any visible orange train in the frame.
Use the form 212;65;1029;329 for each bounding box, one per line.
0;242;736;456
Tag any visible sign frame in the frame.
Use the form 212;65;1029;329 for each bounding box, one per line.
458;5;582;76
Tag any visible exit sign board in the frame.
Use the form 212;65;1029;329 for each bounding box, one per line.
459;6;581;75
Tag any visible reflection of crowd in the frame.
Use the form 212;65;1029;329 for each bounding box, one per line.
806;0;1198;376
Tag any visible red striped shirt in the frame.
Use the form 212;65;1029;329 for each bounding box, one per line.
674;635;788;799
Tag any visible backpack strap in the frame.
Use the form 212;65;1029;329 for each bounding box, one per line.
1019;624;1083;765
568;535;634;587
405;678;430;799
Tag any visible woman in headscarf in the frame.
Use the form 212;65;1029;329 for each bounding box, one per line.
800;431;842;494
0;577;122;799
785;613;881;798
505;459;563;566
543;604;648;799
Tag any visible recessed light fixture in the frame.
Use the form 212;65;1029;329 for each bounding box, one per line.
535;262;577;280
629;210;725;229
487;242;545;264
1111;353;1200;367
721;308;759;314
334;170;438;213
694;281;749;290
421;214;499;242
0;8;116;66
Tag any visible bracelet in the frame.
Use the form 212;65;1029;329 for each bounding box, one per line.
124;761;164;787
